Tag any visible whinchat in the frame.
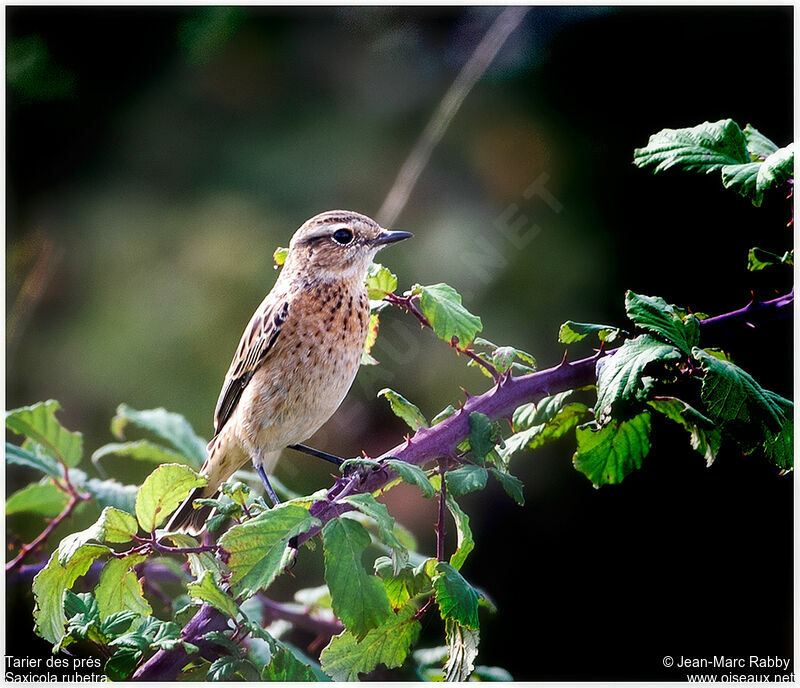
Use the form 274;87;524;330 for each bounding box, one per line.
168;210;412;533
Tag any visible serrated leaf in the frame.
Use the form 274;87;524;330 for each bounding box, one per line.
502;401;591;461
445;464;487;497
445;493;473;571
105;647;142;681
468;412;494;463
64;590;100;639
444;619;480;682
262;642;319;681
173;530;228;583
625;291;700;354
633;118;750;175
208;656;242;682
320;603;421;681
33;545;108;647
5;441;62;478
220;503;318;600
100;610;139;637
83;477;138;515
135;463;206;532
341;493;408;573
322;517;393;638
95;554;152;621
384;459;435;498
92;440;188;471
187;571;240;619
365;262;398;299
721;143;794;206
374;557;431;609
488;468;525;505
433;562;479;629
59;506;137;566
414;283;482;347
647;397;721;466
743;123;779;158
377;388;429;430
111;404;207;467
6;481;69;517
692;348;792;457
6;400;83;468
573;414;652;487
558;321;621;344
595;335;682;419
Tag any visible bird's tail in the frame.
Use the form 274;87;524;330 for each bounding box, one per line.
165;432;247;534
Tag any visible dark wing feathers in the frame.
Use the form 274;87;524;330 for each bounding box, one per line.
213;298;290;436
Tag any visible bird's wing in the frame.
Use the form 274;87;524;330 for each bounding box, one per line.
213;296;291;436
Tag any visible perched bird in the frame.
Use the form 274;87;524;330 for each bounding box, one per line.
167;210;412;533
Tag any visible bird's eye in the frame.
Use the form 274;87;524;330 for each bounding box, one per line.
331;228;354;245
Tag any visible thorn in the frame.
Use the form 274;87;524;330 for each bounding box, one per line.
405;434;413;447
560;349;569;366
745;321;755;328
460;386;471;399
457;400;465;411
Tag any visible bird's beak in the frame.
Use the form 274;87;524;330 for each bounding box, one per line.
372;230;413;246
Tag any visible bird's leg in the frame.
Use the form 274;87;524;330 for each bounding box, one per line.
288;443;344;467
255;463;281;507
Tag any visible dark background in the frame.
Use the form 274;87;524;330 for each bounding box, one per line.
7;6;793;680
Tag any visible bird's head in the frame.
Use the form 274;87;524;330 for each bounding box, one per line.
285;210;412;282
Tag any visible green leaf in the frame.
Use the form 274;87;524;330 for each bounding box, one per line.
443;618;480;682
377;388;429;431
625;291;700;354
111;404;207;467
374;557;431;609
431;405;457;426
6;400;83;468
488;468;525;505
692;348;791;455
445;493;473;571
187;571;240;619
433;562;479;629
135;463;207;532
263;643;318;682
220;504;318;599
743;123;779;157
100;610;139;637
762;412;793;471
558;321;621;345
365;262;398;299
5;441;62;478
633;118;750;174
168;532;227;583
472;665;515;681
33;545;108;647
83;477;138;515
361;311;380;365
105;647;142;680
272;246;288;267
468;412;494;463
95;554;152;621
58;507;137;566
647;397;721;466
721;143;794;206
573;414;652;487
6;481;68;517
445;464;488;497
208;656;242;682
322;517;393;638
595;335;682;419
92;440;188;471
414;283;482;347
384;459;435;498
747;247;793;272
341;493;408;573
320;603;421;681
64;590;100;639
